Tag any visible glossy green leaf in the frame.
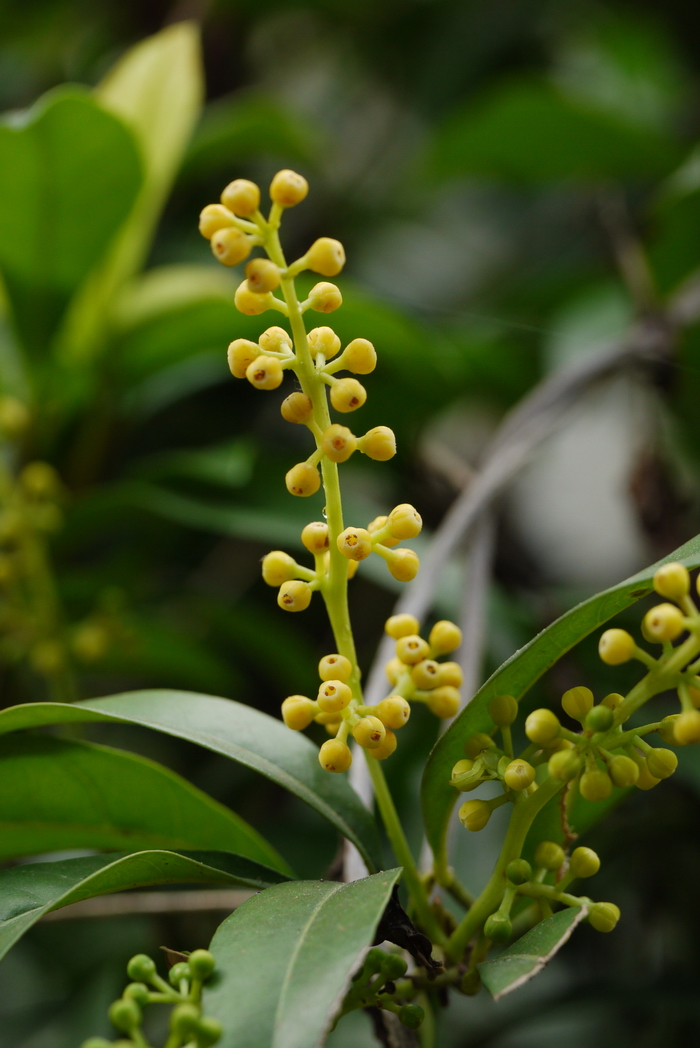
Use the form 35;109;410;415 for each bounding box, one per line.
0;733;289;872
0;849;287;963
422;533;700;870
478;906;587;1000
0;89;142;354
0;690;382;871
203;869;401;1048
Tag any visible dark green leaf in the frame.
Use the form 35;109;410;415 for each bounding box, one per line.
203;870;401;1048
0;690;382;871
130;437;256;489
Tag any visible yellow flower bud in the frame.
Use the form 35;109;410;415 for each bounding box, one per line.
396;635;430;664
463;732;494;759
561;686;594;722
270;169;308;208
368;728;398;760
234;279;273;315
245;258;281;294
643;603;686;643
645;747;678;779
211;227;252;266
385;656;404;685
307;326;341;359
547;748;582;781
358;426;396;461
384;548;420;582
321;424;357;463
261;550;297;586
598;628;635;665
337;526;372;561
588;902;620;933
608;754;639;787
376;696;411;729
368;515;399;547
281;695;316;730
246;355;283;390
674;709;700;745
653;561;690;600
579;768;613;801
385;614;420;639
317;679;353;713
411;659;441;689
601;692;625;710
388;503;422;540
301;521;329;553
259;326;292;353
199;203;235;239
488;693;518;727
534;841;565;871
458;799;491;831
569;846;600;878
657;715;680;745
221;178;260;216
227;338;260;378
285;462;321;497
306;237;346;277
353;715;386;749
451;758;481;791
277;580;312;612
339;338;376;375
427;686;460;718
330;377;366;412
503;758;535;791
281;392;314;424
635;756;661;790
325;720;341;736
308;282;342;313
318;653;352;683
524;708;560;745
436;662;463;688
319;738;352;773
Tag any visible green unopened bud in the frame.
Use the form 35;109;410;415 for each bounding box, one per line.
399;1004;424;1030
653;561;690;600
450;758;482;791
123;982;150;1006
657;715;680;745
608;754;639;788
534;840;565;871
548;748;582;781
127;954;156;983
645;747;678;780
459;799;491;831
108;998;141;1033
169;962;191;986
170;1003;201;1037
381;953;408;979
588;901;620;933
674;709;700;745
601;692;624;710
463;732;495;759
579;768;613;801
506;858;532;885
484;912;512;942
569;846;600;878
488;694;518;727
561;686;593;721
503;758;536;791
460;969;481;995
188;949;216;981
525;708;560;745
585;705;614;733
195;1016;223;1046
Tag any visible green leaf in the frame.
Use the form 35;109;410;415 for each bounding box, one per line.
0;89;142;354
203;870;401;1048
431;79;682;182
0;849;287;963
0;690;382;872
130;437;256;489
478;906;588;1000
421;533;700;870
0;733;290;873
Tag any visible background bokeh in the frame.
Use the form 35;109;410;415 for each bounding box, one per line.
2;0;700;1044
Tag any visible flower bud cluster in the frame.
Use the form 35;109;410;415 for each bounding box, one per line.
383;614;463;719
340;948;422;1030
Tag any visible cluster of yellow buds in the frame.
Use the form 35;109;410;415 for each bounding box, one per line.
383;613;463;718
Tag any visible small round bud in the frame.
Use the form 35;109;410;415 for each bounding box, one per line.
598;628;636;665
488;694;518;727
109;998;141;1033
645;747;678;779
506;859;532;885
503;758;536;791
525;708;560;745
199;203;235;239
588;901;620;933
561;686;593;722
308;281;342;313
306;237;346;277
0;396;29;437
307;326;341;359
227;338;260;378
608;754;639;787
385;614;420;639
319;738;352;772
353;715;386;749
169;962;191;986
534;841;565;871
459;799;491;831
246;355;283;390
259;326;292;353
463;733;495;759
385;548;420;582
367;514;398;547
381;953;408;979
211;227;252;267
399;1004;424;1030
319;653;352;682
262;550;297;586
281;392;314;424
245;257;280;294
321;424;357;463
643;603;686;643
330;377;366;412
71;622;108;662
657;714;680;745
127;954;156;983
396;635;430;665
451;758;479;791
337;526;372;561
484;913;512;943
301;521;329;552
376;695;411;729
187;949;216;981
235;279;272;315
324;720;341;736
317;679;353;713
653;561;690;600
569;847;600;878
123;982;150;1005
427;685;460;718
411;659;441;689
170;1003;200;1037
359;425;396;460
547;748;582;781
340;338;376;374
384;656;404;685
674;709;700;745
285;462;321;497
221;178;260;216
438;661;463;688
635;757;661;790
585;705;614;733
270;169;308;207
277;579;313;612
388;503;422;540
196;1016;223;1046
368;728;397;760
281;696;316;730
602;692;625;710
579;768;613;802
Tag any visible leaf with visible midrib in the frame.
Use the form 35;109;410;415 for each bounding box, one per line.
203;870;401;1048
0;689;382;872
